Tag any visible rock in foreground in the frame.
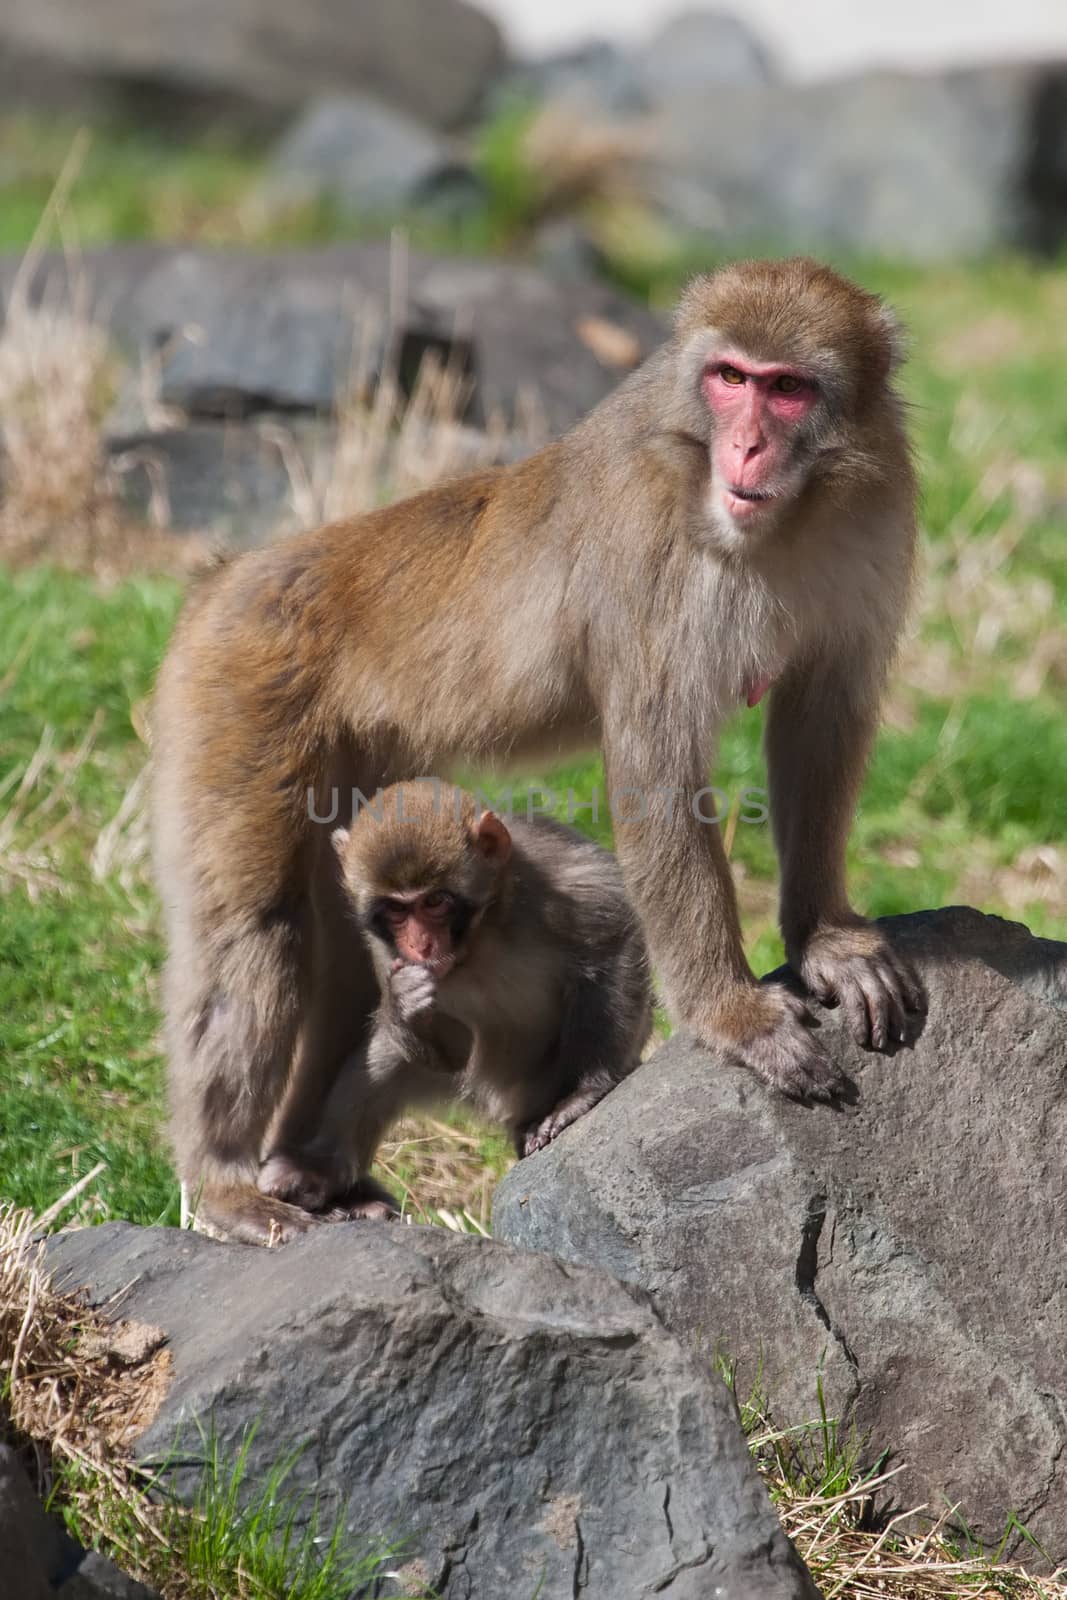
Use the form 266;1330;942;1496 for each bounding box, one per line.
47;1222;820;1600
495;907;1067;1563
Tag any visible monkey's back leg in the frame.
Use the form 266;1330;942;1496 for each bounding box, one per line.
151;601;335;1243
266;813;380;1163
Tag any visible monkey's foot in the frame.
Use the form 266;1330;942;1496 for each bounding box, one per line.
707;982;848;1102
790;921;926;1051
324;1177;401;1222
257;1149;347;1214
520;1085;611;1157
194;1184;327;1247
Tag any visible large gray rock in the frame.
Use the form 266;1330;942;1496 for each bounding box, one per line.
0;244;665;440
651;64;1067;260
0;0;504;130
0;1444;158;1599
47;1222;821;1600
107;422;318;544
494;907;1067;1563
259;96;485;221
106;415;528;542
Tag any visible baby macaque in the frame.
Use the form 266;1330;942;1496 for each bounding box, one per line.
257;781;653;1218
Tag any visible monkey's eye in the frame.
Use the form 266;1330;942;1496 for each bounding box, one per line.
382;901;409;925
718;365;745;386
774;374;804;394
421;891;453;918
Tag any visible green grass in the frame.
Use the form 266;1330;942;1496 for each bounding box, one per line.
0;107;556;257
53;1424;434;1600
0;569;179;1223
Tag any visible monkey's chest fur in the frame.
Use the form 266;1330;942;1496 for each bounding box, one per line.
428;945;565;1119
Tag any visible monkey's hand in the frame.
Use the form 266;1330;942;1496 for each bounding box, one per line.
710;982;846;1102
390;960;437;1021
790;920;926;1051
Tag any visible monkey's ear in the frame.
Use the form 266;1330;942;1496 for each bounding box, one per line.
474;810;511;865
875;303;908;371
330;826;350;857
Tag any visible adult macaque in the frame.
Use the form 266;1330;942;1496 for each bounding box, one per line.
154;255;924;1244
256;781;653;1219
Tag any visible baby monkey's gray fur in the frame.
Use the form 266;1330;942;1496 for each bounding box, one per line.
257;782;653;1220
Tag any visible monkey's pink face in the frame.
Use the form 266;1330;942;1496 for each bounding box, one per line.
382;891;458;976
702;356;819;528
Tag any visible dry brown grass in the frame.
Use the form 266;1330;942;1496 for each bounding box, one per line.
778;1474;1067;1599
377;1116;505;1233
741;1390;1067;1600
0;275;117;566
0;138;212;578
0;1197;174;1580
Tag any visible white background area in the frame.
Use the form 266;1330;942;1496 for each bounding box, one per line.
483;0;1067;78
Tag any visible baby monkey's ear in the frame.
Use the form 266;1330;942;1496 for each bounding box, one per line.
473;810;512;865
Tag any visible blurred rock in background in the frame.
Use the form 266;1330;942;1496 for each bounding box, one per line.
0;0;505;130
255;95;486;224
646;61;1067;261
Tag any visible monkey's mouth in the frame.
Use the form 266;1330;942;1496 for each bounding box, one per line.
723;485;776;521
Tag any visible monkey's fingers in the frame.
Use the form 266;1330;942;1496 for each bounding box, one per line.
806;952;921;1050
522;1107;578;1157
327;1176;401;1222
897;957;927;1017
734;1015;846;1104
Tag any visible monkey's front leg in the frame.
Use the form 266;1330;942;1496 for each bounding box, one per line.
258;963;442;1221
766;657;926;1050
604;723;846;1100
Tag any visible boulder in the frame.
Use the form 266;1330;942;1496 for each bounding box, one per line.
47;1222;822;1600
650;64;1067;260
494;907;1067;1563
0;244;666;440
0;1444;158;1599
106;415;528;543
258;96;485;222
107;422;318;544
0;0;504;130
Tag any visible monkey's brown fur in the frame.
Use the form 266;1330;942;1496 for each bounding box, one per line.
153;256;923;1243
256;781;653;1220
